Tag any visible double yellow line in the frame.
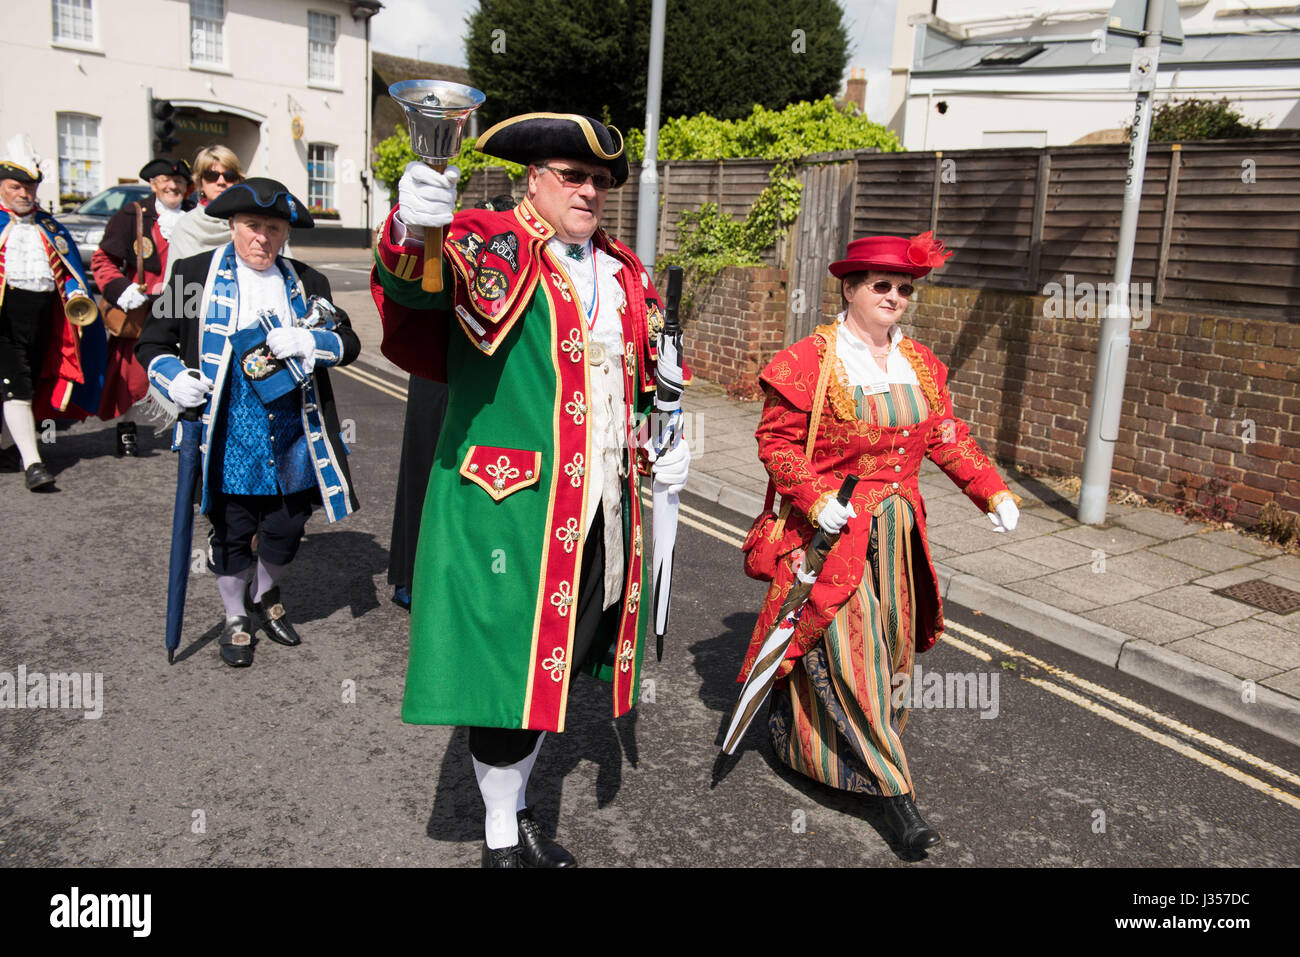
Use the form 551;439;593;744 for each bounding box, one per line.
941;619;1300;811
334;362;408;401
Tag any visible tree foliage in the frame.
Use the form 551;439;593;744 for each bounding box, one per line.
465;0;851;132
372;125;523;203
1141;97;1264;142
626;96;903;162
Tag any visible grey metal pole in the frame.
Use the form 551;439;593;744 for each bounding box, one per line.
636;0;667;266
1077;0;1165;524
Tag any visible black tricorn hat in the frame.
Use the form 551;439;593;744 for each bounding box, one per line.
139;158;193;182
206;177;314;228
476;113;628;187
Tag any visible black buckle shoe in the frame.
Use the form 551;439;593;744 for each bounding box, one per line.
881;794;941;852
481;843;524;868
24;462;56;491
219;617;254;667
516;809;577;868
251;585;301;646
116;422;138;457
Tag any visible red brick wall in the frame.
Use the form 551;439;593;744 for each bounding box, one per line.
674;266;787;393
866;283;1300;524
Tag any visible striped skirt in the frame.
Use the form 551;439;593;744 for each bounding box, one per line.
768;380;926;796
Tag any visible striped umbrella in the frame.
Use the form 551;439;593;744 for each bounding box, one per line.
722;475;858;754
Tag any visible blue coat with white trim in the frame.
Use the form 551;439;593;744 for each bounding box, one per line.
135;245;361;522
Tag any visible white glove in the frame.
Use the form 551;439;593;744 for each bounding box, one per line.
267;326;317;375
397;162;459;230
169;369;213;409
266;326;316;360
815;497;857;534
989;498;1020;533
116;285;147;311
649;437;691;495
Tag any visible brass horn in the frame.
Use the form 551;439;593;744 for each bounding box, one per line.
64;293;99;327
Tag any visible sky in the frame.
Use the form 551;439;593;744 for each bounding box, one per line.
371;0;900;122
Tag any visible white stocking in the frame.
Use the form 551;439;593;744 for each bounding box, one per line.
2;400;41;468
473;757;526;850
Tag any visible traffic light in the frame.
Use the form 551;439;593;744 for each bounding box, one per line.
152;99;179;155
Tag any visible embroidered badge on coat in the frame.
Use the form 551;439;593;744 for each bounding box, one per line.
474;266;508;301
453;232;485;262
485;231;519;272
241;344;283;380
646;300;665;337
43;220;57;234
133;236;155;260
53;235;69;255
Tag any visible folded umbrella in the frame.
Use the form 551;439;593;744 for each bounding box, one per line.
651;265;685;661
721;475;859;754
164;374;206;665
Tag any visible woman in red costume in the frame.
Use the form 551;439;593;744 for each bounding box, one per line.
739;232;1021;854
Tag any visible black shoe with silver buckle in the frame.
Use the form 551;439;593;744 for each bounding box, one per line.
219;617;254;667
481;842;524;868
250;585;301;646
116;421;138;457
516;808;577;868
881;794;941;852
24;462;56;491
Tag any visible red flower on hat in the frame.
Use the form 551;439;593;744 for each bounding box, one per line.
906;231;953;270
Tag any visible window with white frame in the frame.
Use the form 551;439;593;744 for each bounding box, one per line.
57;113;101;203
52;0;95;44
190;0;225;66
308;11;338;84
307;144;336;212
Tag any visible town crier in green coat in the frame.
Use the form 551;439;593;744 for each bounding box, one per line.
370;113;691;867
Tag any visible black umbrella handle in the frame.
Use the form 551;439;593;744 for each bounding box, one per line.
663;265;683;336
835;474;859;505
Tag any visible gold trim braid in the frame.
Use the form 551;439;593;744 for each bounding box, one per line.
898;338;944;418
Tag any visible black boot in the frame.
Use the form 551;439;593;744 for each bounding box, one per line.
218;617;254;668
881;794;941;852
250;585;302;646
116;421;138;457
516;808;577;867
24;462;56;491
481;843;524;868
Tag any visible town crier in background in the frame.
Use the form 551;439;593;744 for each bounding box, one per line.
0;133;107;491
92;157;194;456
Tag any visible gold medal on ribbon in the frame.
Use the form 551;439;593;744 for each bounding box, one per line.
587;341;607;366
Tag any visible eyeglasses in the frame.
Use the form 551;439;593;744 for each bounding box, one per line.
863;278;915;298
540;164;618;191
201;169;242;184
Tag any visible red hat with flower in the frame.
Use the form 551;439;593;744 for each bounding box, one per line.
828;231;953;279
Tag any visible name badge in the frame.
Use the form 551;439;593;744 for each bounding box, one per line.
866;381;891;395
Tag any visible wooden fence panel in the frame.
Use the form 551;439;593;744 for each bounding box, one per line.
932;150;1040;291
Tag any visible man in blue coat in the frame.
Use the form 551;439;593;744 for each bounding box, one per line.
137;178;360;667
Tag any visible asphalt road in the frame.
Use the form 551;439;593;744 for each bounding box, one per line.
2;359;1297;871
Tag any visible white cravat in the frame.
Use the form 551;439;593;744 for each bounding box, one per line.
3;215;56;292
155;198;183;243
233;256;290;331
550;236;629;609
836;314;918;388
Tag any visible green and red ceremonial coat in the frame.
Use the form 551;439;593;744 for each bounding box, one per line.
738;323;1019;682
371;197;678;732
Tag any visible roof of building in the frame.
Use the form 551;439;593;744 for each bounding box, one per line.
913;29;1300;75
372;52;473;148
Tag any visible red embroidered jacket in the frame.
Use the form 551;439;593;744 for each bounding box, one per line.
739;323;1019;680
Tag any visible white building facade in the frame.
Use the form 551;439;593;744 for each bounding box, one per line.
2;0;379;227
887;0;1300;151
